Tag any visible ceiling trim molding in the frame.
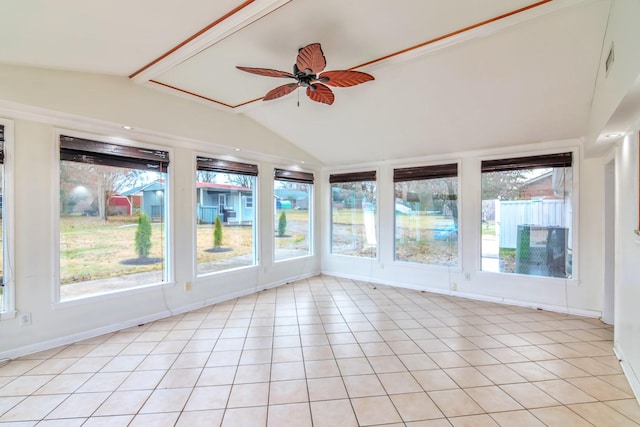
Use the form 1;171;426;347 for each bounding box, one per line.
129;0;292;83
137;0;593;111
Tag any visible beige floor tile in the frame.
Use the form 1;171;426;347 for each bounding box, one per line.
484;348;529;363
304;359;340;378
118;370;165;391
95;390;152;417
239;349;272;365
378;371;423;394
391;392;444;421
506;362;558;381
535;359;590;378
568;401;640;426
399;353;439;371
429;352;470;369
269;379;308;404
157;367;202;389
368;355;407;373
568;376;633;401
307;376;348;401
227;382;270;408
221;406;268;427
136;354;178;371
606;399;640;424
44;392;109;419
270;361;306;381
176;409;224;426
129;412;180;427
302;345;334;361
82;414;134;427
599;374;636;394
77;372;129;393
565;357;621;375
445;367;493;388
360;342;395;356
184;385;231;411
500;383;560;408
267;402;312;427
0;375;55;397
405;418;452;426
206;350;242;367
352;395;403;425
489;410;545;426
533;379;598;404
343;374;386;398
310;399;358;427
529;405;593;426
476;364;527;385
413;369;459;391
139;387;191;413
428;389;484;417
233;364;269;384
272;347;303;363
331;343;365;358
336;357;373;376
464;385;523;412
33;373;92;395
449;414;500;427
0;394;68;422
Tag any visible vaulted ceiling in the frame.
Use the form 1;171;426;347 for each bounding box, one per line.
0;0;615;165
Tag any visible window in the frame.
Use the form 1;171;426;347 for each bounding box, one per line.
196;156;257;275
394;163;459;266
0;123;12;315
330;171;377;257
274;168;313;262
58;135;169;301
481;152;573;278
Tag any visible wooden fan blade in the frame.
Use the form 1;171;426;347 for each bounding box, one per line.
296;43;326;75
236;66;294;79
319;70;374;87
263;83;298;101
306;84;334;105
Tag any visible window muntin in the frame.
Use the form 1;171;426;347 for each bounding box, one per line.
481;152;573;278
274;168;313;262
330;171;377;258
394;163;458;266
196;157;257;275
58;135;169;301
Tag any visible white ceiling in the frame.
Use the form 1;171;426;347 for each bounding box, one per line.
0;0;616;166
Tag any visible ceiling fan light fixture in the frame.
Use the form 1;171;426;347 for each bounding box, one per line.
236;43;374;105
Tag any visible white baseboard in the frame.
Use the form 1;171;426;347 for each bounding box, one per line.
614;343;640;405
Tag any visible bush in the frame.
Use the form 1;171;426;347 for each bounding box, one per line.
135;213;152;258
213;215;223;248
277;211;287;237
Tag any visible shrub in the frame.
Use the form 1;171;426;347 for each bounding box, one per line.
213;215;223;248
277;211;287;237
135;213;152;258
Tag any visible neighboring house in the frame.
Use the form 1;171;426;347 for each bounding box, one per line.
107;195;133;216
274;189;308;210
196;182;253;224
120;181;165;222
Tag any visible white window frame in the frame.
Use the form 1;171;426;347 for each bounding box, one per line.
53;130;174;305
0;119;15;320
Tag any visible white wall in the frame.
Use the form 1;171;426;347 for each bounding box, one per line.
614;130;640;399
0;69;322;359
321;141;605;317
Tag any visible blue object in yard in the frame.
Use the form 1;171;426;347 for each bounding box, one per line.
434;221;458;240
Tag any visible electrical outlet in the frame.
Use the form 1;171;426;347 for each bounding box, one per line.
184;282;191;291
451;283;457;291
465;272;471;281
19;312;32;326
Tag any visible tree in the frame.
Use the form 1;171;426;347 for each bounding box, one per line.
227;174;254;189
135;213;152;258
482;170;527;200
277;211;287;237
213;215;223;249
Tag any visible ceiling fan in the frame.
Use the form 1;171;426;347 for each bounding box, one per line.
236;43;374;105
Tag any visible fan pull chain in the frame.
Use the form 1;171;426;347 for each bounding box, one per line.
297;86;300;107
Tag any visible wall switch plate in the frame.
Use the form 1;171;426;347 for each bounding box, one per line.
19;312;32;326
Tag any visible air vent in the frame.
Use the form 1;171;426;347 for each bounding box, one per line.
605;42;615;76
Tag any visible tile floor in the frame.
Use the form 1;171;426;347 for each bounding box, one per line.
1;275;639;426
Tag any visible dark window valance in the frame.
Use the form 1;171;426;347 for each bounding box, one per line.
0;124;4;164
329;170;376;184
481;152;572;173
60;135;169;172
274;168;314;184
394;163;458;182
196;156;258;176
